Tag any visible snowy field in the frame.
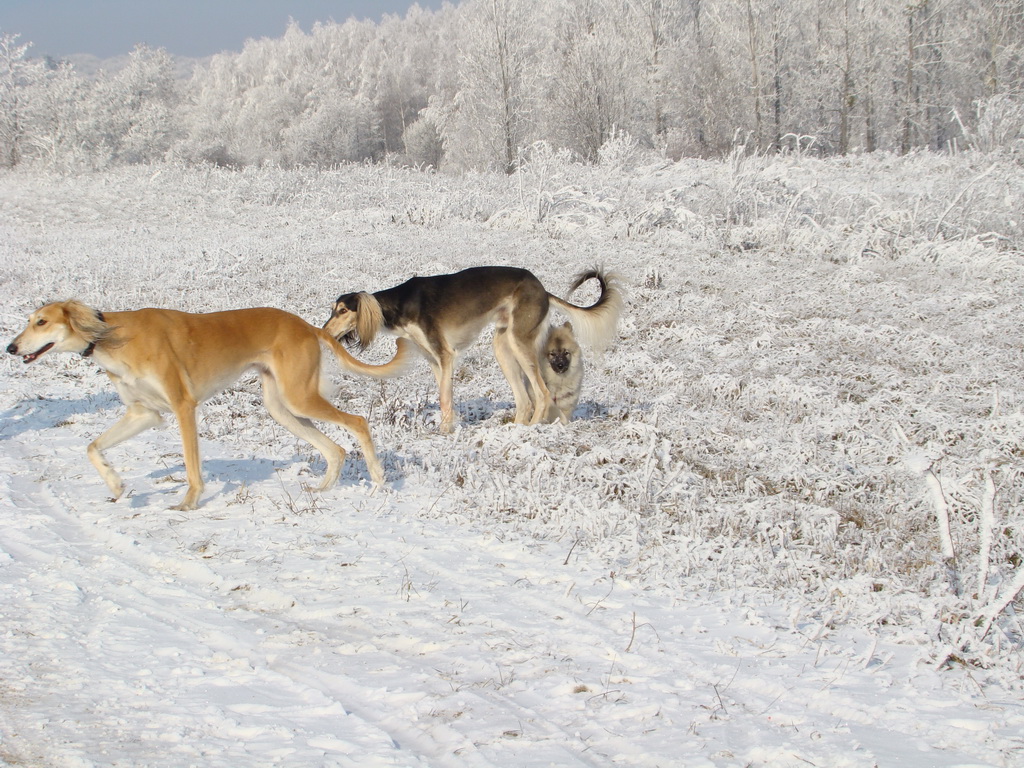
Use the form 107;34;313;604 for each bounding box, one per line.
1;151;1023;766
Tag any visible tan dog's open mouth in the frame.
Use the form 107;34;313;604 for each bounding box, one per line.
11;342;54;363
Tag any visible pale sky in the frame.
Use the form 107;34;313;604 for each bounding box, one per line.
0;0;448;59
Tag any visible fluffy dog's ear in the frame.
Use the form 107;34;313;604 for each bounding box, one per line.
354;292;383;350
62;300;109;344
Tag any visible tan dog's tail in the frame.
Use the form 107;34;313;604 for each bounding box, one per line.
548;269;624;352
319;332;415;379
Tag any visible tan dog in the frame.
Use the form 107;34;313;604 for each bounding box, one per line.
7;301;411;510
536;321;583;424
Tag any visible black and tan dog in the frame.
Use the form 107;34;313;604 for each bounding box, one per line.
7;301;411;509
324;266;621;432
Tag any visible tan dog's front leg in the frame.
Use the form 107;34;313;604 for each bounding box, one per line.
88;405;163;500
172;402;204;510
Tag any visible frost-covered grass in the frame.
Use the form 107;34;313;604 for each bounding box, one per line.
1;148;1022;682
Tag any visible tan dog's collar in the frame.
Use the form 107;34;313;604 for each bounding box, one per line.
82;311;105;357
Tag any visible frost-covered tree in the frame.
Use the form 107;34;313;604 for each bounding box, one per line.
401;114;444;168
436;0;541;173
174;51;240;166
659;0;743;157
0;30;44;167
7;0;1024;168
972;0;1024;98
626;0;683;142
231;24;320;165
541;0;642;161
283;94;381;165
176;23;309;165
359;5;445;157
21;59;92;168
91;45;180;163
176;18;411;166
849;0;893;153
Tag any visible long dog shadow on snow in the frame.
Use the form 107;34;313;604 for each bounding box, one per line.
0;394;122;441
126;453;388;510
2;396;389;510
43;452;388;511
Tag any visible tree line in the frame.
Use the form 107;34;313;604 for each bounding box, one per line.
2;0;1023;172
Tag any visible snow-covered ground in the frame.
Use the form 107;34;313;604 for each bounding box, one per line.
1;153;1022;766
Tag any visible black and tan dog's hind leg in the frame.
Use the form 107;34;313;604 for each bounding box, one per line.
493;327;551;426
488;287;553;426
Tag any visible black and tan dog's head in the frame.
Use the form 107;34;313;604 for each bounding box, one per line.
323;291;383;351
544;321;579;375
7;301;109;363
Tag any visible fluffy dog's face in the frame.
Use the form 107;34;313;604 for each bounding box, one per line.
323;293;360;342
548;347;571;374
6;303;83;363
545;322;579;375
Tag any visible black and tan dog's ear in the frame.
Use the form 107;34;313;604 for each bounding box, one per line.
354;291;383;350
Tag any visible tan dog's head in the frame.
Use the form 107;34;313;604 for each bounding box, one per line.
324;292;383;351
545;321;579;375
7;301;107;363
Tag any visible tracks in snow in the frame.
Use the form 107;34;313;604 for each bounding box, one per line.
1;421;1021;767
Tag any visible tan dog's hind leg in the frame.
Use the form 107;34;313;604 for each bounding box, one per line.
273;367;385;485
260;372;347;491
88;404;163;500
296;399;383;485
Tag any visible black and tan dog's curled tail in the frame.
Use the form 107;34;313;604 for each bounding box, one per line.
549;268;624;352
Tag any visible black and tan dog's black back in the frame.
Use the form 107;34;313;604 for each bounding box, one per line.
358;267;549;352
325;266;621;432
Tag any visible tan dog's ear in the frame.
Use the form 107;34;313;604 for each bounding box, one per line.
354;292;383;350
62;300;108;342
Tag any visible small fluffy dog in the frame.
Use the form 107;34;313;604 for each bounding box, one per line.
536;321;583;424
324;266;622;432
7;301;411;509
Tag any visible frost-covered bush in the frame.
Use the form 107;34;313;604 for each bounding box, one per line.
956;95;1024;154
282;96;382;166
596;130;645;173
400;115;444;169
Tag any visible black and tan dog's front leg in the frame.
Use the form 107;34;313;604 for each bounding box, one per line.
426;344;458;434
